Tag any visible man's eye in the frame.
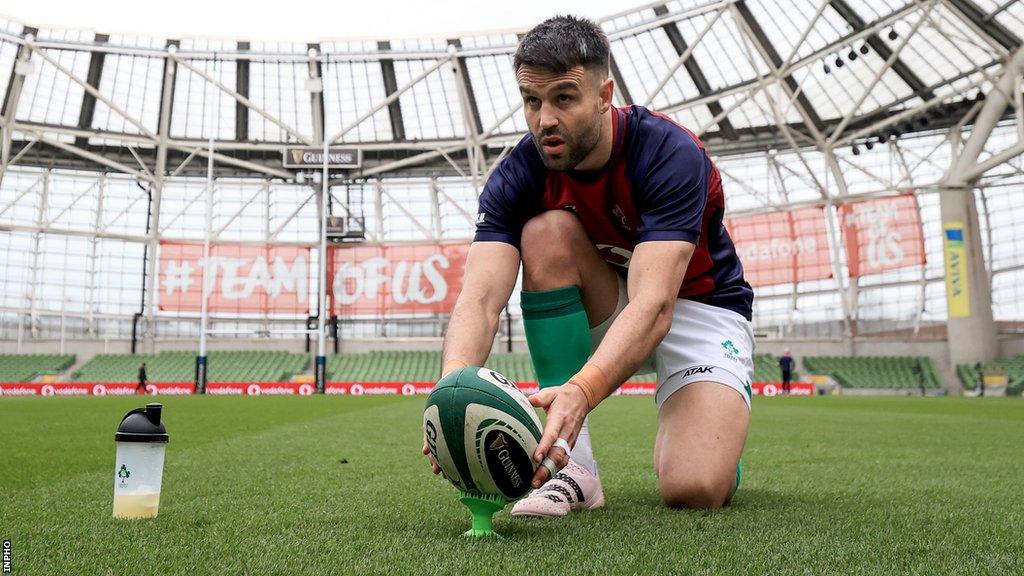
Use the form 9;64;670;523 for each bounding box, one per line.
525;96;540;106
558;94;573;103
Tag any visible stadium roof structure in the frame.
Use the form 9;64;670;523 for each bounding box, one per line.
1;0;1023;346
0;0;1021;185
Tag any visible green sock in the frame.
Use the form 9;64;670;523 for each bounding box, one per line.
521;286;591;388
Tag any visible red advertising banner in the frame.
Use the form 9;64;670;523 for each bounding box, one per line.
839;194;925;277
752;382;815;396
330;243;470;315
725;207;832;287
0;382;197;396
2;380;813;397
323;381;814;397
205;381;316;396
158;243;310;313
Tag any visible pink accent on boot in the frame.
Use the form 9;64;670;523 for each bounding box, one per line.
509;460;604;518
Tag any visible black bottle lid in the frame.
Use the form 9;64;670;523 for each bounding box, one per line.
115;403;169;443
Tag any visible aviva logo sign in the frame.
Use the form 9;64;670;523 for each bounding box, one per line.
943;223;970;318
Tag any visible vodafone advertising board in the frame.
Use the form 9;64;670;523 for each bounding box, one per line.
324;381;814;396
205;382;316;396
0;382;197;396
3;381;814;397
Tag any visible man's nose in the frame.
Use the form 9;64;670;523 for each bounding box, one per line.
539;104;558;131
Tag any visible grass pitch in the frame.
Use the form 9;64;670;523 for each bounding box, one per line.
1;395;1022;575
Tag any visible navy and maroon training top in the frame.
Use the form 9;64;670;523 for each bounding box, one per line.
474;105;753;321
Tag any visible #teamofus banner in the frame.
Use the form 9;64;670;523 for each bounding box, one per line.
159;243;310;313
724;207;832;287
330;243;470;315
839;194;925;277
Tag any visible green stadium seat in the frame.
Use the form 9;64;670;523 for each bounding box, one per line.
803;356;939;390
0;354;75;382
958;356;1024;395
73;351;309;383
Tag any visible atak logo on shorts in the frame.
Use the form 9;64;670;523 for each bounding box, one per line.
721;340;740;361
683;366;714;378
475;213;486;225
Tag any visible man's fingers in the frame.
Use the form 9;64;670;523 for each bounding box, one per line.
528;386;560;409
533;413;561;462
423;437;441;475
531;462;550;488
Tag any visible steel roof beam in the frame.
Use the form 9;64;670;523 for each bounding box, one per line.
944;0;1021;52
307;43;325;144
828;0;935;101
652;5;737;139
75;33;109;148
733;0;825;134
0;28;35;188
236;41;250;141
377;41;407;141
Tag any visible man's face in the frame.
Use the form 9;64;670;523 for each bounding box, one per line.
517;65;610;171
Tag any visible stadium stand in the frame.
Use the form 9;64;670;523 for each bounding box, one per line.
72;351;308;383
0;354;75;382
803;356;940;390
326;351;658;382
957;357;1024;394
753;354;797;382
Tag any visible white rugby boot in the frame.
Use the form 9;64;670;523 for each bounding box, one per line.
509;459;604;518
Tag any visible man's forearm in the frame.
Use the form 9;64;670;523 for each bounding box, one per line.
569;297;672;408
441;299;501;376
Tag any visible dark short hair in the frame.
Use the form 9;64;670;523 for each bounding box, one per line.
513;15;610;76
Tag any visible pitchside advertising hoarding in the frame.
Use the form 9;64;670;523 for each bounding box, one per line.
1;380;814;397
0;383;197;396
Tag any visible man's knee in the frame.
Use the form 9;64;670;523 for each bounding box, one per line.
521;210;584;257
657;468;735;510
521;210;586;283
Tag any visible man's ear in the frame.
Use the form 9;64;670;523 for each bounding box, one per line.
599;75;614;113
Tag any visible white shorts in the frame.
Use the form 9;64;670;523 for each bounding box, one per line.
590;276;755;409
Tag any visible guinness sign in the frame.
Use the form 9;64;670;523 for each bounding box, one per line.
283;147;361;169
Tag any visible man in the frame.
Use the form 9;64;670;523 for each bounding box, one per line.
137;362;148;395
423;15;753;513
780;349;794;395
912;362;925;397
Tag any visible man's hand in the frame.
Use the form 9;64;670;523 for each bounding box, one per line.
422;436;442;475
528;383;590;488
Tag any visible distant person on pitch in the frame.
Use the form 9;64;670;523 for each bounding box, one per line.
422;15;754;513
780;349;795;395
137;362;148;395
975;362;984;397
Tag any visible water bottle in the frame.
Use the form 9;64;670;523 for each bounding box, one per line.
112;403;169;519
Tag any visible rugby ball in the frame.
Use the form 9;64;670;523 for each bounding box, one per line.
423;367;542;500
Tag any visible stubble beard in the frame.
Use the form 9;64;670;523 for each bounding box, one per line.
533;112;603;171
